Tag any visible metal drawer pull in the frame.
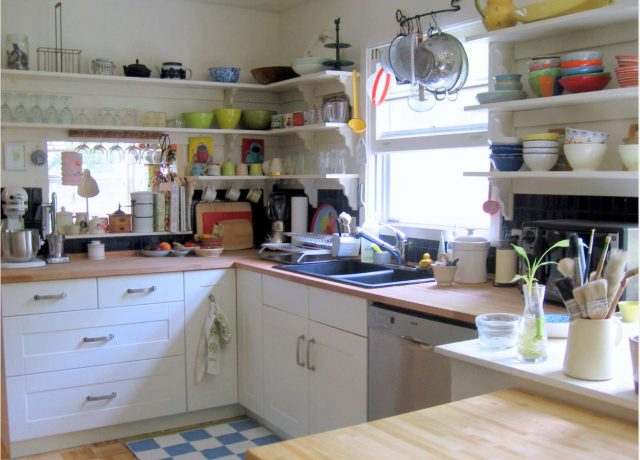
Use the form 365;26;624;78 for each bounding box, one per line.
83;334;114;343
126;286;156;294
401;335;434;349
33;293;67;301
306;338;316;371
86;392;117;402
296;335;306;367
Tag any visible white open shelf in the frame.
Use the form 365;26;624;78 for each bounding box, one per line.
65;231;192;240
189;173;359;181
466;2;638;43
465;87;638;112
463;170;638;180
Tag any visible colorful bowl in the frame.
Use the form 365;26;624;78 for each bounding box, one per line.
560;59;603;68
561;65;604;76
561;50;603;62
209;66;240;83
489;154;523;171
213;108;241;129
559;74;611;93
241;109;277;130
529;68;563;97
528;57;561;71
565;127;609;144
181;112;214;129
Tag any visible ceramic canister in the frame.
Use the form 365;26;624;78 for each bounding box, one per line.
451;231;490;283
131;191;154;233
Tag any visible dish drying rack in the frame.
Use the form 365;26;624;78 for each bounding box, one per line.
259;232;334;264
37;3;81;73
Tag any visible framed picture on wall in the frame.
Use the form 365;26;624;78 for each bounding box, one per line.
241;138;264;164
3;143;26;170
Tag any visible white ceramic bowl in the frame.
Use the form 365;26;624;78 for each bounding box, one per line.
563;143;607;171
618;145;639;170
488;137;522;146
193;247;224;257
522;147;560;154
522;140;560;148
291;57;328;75
523;152;559;171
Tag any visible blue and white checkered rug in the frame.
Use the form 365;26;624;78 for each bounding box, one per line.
126;417;280;460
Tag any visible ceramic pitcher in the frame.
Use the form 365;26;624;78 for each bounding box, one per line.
475;0;516;31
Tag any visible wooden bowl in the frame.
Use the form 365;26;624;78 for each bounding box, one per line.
251;66;299;85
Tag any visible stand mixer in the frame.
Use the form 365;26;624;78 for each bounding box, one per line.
1;187;46;268
266;192;289;244
1;187;28;231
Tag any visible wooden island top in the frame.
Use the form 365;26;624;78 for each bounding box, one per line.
246;389;638;460
0;250;565;324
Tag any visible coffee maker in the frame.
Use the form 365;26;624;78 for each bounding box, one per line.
266;192;289;244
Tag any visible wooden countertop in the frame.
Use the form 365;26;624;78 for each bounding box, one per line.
246;389;638;460
1;251;565;324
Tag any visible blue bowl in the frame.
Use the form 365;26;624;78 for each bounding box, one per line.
489;154;523;171
491;145;523;154
209;66;240;83
561;65;604;76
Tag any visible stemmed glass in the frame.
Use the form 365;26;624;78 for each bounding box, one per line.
74;139;91;158
107;144;125;163
13;93;28;122
90;142;107;164
58;96;73;124
74;108;91;125
28;94;44;123
124;144;140;164
44;95;59;124
102;107;117;126
2;92;14;122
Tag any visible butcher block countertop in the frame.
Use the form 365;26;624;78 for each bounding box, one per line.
0;250;565;324
246;389;638;460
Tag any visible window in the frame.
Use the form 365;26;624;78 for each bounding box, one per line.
47;141;153;218
367;21;490;238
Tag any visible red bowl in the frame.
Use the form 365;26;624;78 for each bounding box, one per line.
559;74;611;93
561;59;603;69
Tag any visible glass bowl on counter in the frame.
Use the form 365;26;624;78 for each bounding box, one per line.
475;313;521;349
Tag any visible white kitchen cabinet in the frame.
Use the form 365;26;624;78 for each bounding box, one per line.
97;272;183;307
1;278;97;316
237;269;264;416
259;275;368;438
183;269;237;412
464;2;639;217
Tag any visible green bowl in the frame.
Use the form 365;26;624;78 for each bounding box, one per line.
241;109;276;130
182;112;214;129
213;108;241;129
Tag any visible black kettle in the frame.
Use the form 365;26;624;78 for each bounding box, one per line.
123;59;151;78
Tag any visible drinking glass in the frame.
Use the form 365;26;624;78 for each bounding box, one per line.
58;96;73;124
2;92;14;122
124;144;140;164
44;95;59;124
28;94;44;123
13;92;28;122
102;107;117;126
90;142;107;164
123;109;138;126
107;144;125;163
74;141;91;157
74;108;91;125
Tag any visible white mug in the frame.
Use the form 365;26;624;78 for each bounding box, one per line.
225;187;241;201
563;318;623;381
246;188;262;204
203;186;217;202
263;157;284;176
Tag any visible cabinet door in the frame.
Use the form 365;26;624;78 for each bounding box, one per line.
184;269;237;412
237;269;263;416
98;272;183;308
263;305;308;438
262;275;308;317
308;320;367;435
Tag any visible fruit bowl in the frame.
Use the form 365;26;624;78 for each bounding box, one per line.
170;249;192;257
193;247;224;257
141;249;170;257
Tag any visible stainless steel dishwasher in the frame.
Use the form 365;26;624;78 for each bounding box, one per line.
368;303;477;421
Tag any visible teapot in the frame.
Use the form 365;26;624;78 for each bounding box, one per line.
123;59;151;78
158;62;192;80
475;0;516;31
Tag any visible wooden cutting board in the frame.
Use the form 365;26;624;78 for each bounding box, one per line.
218;219;254;250
195;202;252;236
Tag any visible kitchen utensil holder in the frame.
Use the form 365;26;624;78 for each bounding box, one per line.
37;3;81;73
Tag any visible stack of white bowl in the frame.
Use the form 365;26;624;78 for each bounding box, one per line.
563;127;609;171
522;133;560;171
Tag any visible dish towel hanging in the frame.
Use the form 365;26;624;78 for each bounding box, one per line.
196;294;231;382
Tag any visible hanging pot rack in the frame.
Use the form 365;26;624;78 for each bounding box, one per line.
395;0;461;34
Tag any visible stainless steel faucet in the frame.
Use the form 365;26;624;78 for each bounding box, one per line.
355;223;408;266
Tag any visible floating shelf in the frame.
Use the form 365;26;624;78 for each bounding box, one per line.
188;173;359;181
465;87;638;112
463;170;638;180
65;231;192;240
466;2;638;43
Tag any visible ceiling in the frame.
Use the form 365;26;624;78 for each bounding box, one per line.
191;0;310;13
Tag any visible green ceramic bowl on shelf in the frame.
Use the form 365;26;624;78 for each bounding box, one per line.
241;109;276;130
181;112;214;129
213;108;241;129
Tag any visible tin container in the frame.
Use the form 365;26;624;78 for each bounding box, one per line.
108;210;132;233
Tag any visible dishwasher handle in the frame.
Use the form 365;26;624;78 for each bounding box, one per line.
400;335;434;349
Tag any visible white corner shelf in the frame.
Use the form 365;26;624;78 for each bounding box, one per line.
188;173;359;181
466;1;638;43
465;87;638;112
65;231;192;240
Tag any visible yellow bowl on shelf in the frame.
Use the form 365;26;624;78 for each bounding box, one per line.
213;108;241;129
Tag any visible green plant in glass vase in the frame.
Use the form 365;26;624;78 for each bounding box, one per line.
512;239;570;363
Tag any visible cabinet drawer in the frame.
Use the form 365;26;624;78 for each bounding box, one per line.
98;272;183;307
5;356;186;441
3;302;185;376
2;279;97;316
309;287;367;336
263;275;308;317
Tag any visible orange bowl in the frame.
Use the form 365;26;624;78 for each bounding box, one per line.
559;74;611;93
561;59;603;69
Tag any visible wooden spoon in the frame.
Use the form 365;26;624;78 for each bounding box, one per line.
348;69;366;134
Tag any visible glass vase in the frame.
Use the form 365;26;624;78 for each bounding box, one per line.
517;283;548;363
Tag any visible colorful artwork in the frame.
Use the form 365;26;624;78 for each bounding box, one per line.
242;138;264;164
188;137;213;164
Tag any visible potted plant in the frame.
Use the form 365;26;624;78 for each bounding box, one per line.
512;239;570;362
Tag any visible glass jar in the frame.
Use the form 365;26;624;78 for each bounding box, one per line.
6;34;28;70
517;283;548;363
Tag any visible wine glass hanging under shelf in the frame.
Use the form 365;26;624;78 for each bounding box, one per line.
322;17;353;71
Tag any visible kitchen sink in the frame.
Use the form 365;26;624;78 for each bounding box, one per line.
275;260;434;288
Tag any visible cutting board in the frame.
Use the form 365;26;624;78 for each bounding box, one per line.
195;202;253;249
218;219;254;250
